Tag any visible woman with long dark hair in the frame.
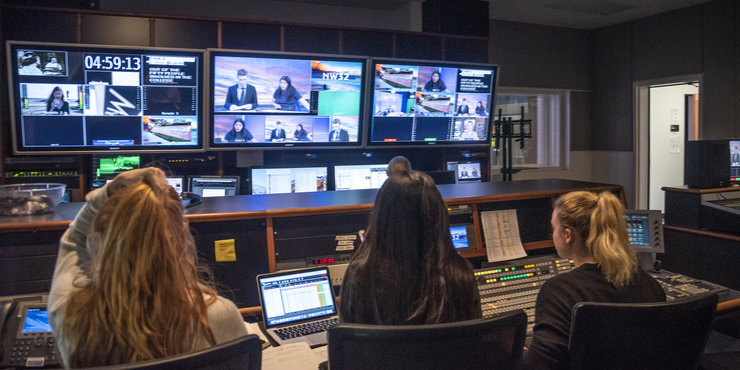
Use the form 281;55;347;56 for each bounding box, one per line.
272;75;310;111
339;170;480;325
48;168;247;367
223;118;254;142
46;86;69;114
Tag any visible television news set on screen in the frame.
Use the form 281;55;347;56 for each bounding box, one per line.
7;41;205;154
368;59;498;147
208;50;367;149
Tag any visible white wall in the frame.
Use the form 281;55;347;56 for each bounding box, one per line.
648;84;698;211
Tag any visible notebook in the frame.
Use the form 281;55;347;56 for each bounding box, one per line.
256;267;339;347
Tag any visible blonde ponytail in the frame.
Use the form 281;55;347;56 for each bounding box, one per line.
555;191;637;287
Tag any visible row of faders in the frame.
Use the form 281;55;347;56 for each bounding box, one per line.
474;255;575;336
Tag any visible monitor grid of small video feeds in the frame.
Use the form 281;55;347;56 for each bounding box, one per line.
209;51;365;148
731;140;740;182
251;167;328;195
369;60;497;145
9;42;203;153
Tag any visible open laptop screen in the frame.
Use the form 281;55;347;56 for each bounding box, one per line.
258;268;336;328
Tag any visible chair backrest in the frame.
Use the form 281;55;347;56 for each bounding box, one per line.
84;334;262;370
568;293;718;370
328;309;527;370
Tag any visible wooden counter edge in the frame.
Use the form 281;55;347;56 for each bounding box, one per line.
663;225;740;242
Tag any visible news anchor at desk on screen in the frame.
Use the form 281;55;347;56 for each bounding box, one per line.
329;118;349;142
224;68;258;111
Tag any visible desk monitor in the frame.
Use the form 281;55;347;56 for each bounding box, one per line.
251;167;328;195
624;209;663;271
7;41;204;154
209;50;366;149
90;154;141;188
450;225;471;249
188;176;239;197
334;164;388;191
447;161;481;183
166;176;184;193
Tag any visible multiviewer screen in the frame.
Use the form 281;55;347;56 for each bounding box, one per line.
369;61;497;145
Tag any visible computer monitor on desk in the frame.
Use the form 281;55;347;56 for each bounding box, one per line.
624;210;664;271
188;176;240;197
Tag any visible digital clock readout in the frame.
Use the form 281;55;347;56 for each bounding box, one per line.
312;258;335;265
84;54;142;71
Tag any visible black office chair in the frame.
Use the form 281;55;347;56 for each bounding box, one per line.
328;309;527;370
568;293;718;370
84;334;262;370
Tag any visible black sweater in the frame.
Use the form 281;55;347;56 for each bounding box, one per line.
525;263;666;369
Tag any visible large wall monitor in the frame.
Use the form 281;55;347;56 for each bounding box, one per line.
368;59;498;146
7;41;204;154
334;164;388;190
209;50;366;149
251;167;328;194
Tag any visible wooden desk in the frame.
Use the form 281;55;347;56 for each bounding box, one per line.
0;179;624;308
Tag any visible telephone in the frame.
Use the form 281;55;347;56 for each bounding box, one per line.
0;295;60;368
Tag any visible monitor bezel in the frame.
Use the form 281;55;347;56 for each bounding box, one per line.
7;40;206;155
207;48;369;150
366;57;499;148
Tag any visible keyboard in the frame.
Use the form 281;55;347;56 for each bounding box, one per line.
274;317;338;340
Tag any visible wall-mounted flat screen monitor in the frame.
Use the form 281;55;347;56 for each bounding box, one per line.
334;164;388;191
447;161;482;183
188;176;240;197
208;50;366;149
251;167;328;194
368;59;498;146
7;41;204;154
730;140;740;184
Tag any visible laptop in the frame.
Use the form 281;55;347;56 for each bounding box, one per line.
256;267;339;347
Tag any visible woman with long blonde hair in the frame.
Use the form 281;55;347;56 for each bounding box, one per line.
525;191;665;369
48;167;247;367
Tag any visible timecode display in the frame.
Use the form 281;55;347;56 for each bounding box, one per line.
84;54;142;71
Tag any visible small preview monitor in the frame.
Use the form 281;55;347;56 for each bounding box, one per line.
91;154;141;188
7;41;204;154
251;167;328;194
369;59;498;146
450;225;470;249
447;161;481;183
730;140;740;183
166;176;184;193
188;176;240;197
20;307;53;334
334;164;388;190
209;50;366;149
624;210;664;253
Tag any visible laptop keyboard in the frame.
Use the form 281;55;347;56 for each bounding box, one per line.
274;317;339;340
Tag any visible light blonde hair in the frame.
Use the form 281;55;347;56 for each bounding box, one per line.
554;191;637;287
62;180;216;367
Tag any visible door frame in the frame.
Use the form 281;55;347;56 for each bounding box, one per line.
633;74;702;210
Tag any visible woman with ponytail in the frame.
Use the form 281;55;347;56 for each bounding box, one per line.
48;167;247;368
525;191;665;369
